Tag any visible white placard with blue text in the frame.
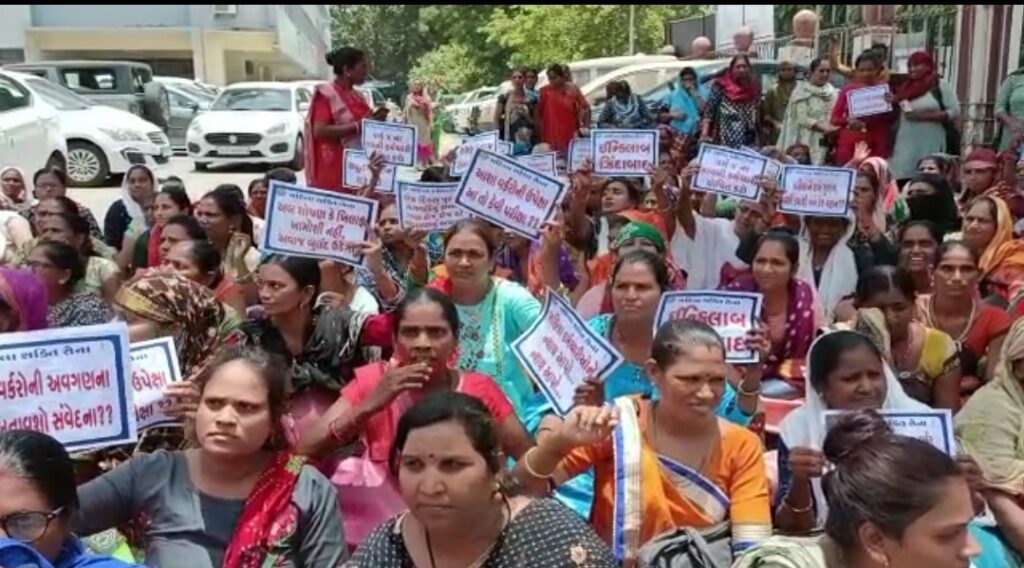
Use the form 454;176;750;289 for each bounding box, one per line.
343;149;397;193
568;138;593;173
263;180;378;266
824;409;955;456
653;291;764;363
451;130;500;177
396;182;470;233
455;149;567;241
511;290;624;416
591;129;659;176
361;120;417;167
779;165;854;217
516;152;558;176
692;144;768;201
130;337;183;431
0;322;135;451
847;84;892;118
497;141;513;155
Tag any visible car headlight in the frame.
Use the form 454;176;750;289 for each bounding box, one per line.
99;127;145;142
265;122;288;135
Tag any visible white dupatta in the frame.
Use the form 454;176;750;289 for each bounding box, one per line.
797;216;858;323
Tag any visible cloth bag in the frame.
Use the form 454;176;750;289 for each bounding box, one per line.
637;521;732;568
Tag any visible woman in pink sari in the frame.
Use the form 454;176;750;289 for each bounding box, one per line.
404;80;434;167
305;47;383;193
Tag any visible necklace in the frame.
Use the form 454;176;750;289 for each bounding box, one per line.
425;503;508;568
927;296;977;344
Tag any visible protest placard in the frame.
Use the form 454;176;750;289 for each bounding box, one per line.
451;130;499;177
396;182;469;232
361;120;417;166
765;159;782;180
654;291;764;363
511;291;624;416
0;322;135;451
692;144;768;201
262;180;378;266
342;149;397;193
568;138;593;172
824;409;954;455
497;141;513;155
847;84;892;118
779;165;854;217
591;129;659;176
129;337;182;430
516;152;557;175
455;149;567;240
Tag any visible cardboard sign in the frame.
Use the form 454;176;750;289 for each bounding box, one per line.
455;149;567;240
0;323;136;451
653;291;764;363
591;129;659;176
130;337;182;430
497;141;513;155
692;144;768;201
451;130;499;177
511;291;624;416
361;120;417;167
568;138;593;172
847;84;892;118
516;152;558;176
396;182;469;232
824;409;955;456
779;165;854;218
342;149;397;193
263;180;378;266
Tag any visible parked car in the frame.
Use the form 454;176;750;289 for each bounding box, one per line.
154;75;220;99
19;74;170;186
5;60;170;129
162;82;213;152
0;70;67;179
446;86;498;134
187;82;310;171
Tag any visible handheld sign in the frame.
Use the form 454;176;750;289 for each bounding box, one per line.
568;138;593;173
396;182;469;232
516;152;558;176
497;141;513;155
511;290;624;416
591;129;659;176
451;130;499;177
0;322;135;451
847;84;892;118
654;291;764;363
130;337;182;430
343;149;397;193
764;159;782;181
779;165;854;218
263;180;378;266
361;120;417;167
824;409;955;456
692;144;768;201
455;149;567;241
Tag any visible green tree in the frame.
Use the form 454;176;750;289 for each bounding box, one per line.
329;5;430;82
409;42;493;94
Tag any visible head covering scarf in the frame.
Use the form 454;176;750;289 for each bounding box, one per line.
0;267;48;332
715;56;760;104
614;220;666;252
903;174;960;235
978;196;1017;272
797;216;858;323
115;272;224;378
0;166;28;205
895;51;938;102
956;318;1024;495
120;164;155;223
860;157;899;224
779;329;929;527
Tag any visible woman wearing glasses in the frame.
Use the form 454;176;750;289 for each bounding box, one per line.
0;430;143;567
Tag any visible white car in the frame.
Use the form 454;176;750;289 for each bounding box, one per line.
0;71;67;180
446;87;499;133
187;82;310;171
19;73;170;186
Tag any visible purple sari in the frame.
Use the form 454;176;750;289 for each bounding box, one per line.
0;267;48;331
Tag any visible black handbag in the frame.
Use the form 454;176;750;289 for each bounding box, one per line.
932;84;962;156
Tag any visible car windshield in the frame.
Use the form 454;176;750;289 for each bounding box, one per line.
174;83;216;104
211;88;291;111
25;77;94;110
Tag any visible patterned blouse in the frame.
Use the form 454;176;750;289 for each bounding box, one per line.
48;291;111;328
704;82;760;148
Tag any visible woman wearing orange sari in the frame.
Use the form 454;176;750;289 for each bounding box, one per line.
305;47;384;193
963;196;1024;308
516;320;772;565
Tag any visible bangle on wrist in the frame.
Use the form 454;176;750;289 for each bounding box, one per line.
522;447;555;480
783;499;813;515
737;379;762;397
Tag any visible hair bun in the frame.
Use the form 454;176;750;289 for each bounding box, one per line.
822;410;892;465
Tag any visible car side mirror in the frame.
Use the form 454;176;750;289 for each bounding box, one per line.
188;102;200;112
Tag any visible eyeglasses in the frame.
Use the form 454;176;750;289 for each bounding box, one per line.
1;507;64;542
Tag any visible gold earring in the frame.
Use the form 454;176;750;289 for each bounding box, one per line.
492;481;503;503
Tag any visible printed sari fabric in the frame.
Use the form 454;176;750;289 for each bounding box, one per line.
221;453;307;568
305;82;371;193
559;396;771;565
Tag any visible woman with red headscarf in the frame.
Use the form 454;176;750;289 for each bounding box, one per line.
830;52;897;165
701;55;761;148
959;147;1024;220
305;47;386;193
890;51;960;183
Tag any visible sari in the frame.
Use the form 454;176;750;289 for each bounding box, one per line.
0;267;48;331
560;396;772;564
797;216;858;323
830;82;895;164
977;196;1024;303
221;453;308;568
305;81;371;193
538;83;588;155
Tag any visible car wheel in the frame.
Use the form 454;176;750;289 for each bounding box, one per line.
289;136;304;171
66;141;110;187
194;161;209;172
142;82;171;128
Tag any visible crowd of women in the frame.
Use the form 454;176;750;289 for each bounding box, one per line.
3;42;1024;568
